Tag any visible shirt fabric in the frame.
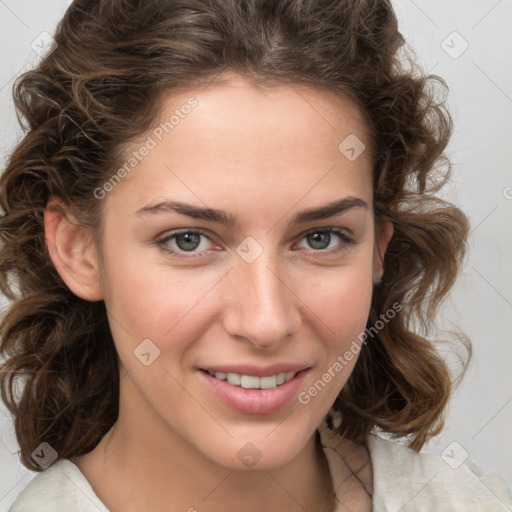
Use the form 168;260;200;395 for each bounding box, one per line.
9;424;512;511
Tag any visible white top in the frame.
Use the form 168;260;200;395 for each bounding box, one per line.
9;425;512;511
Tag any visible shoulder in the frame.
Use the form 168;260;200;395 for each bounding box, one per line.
367;432;512;511
9;459;109;512
318;423;512;511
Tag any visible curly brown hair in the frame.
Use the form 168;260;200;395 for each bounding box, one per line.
0;0;470;472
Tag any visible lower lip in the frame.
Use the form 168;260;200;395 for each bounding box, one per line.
199;369;309;415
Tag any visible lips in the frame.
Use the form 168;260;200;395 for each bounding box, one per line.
198;364;310;415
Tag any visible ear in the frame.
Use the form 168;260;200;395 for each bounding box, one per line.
44;199;103;301
373;220;394;281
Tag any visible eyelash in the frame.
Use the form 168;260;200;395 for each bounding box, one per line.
156;227;357;259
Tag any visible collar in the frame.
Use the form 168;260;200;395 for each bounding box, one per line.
316;421;374;511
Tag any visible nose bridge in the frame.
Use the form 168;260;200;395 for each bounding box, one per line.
223;247;301;348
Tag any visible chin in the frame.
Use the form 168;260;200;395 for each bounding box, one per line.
196;424;314;472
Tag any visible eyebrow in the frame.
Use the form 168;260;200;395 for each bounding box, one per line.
135;196;368;228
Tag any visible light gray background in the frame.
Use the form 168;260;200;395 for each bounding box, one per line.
1;0;511;509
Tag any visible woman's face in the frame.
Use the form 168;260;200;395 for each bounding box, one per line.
93;75;392;470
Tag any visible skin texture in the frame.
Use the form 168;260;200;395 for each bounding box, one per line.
44;73;392;512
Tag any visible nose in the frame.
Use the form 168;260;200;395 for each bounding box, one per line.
221;251;302;351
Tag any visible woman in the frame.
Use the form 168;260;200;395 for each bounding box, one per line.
1;0;511;511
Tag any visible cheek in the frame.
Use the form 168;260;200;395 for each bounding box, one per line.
294;264;374;415
99;243;228;354
295;257;374;388
297;260;374;341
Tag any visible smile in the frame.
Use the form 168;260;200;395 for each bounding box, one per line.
199;367;310;415
206;370;297;389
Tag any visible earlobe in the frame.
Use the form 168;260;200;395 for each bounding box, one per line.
373;220;394;281
44;200;103;302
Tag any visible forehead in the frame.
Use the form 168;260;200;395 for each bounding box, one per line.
152;74;372;157
106;75;374;216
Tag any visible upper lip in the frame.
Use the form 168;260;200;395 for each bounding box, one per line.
199;364;310;377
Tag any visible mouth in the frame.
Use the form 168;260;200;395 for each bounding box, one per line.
198;365;310;415
201;369;298;390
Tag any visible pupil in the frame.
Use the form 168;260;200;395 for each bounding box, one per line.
177;232;200;251
308;232;330;250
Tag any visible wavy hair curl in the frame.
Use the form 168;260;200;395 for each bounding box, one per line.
0;0;470;471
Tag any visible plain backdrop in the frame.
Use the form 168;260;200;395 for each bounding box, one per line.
1;0;511;509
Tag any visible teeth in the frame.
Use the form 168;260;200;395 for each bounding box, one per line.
241;375;261;389
210;371;297;389
227;373;241;385
259;375;277;389
285;371;295;381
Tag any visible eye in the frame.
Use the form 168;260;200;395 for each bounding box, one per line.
155;227;356;260
296;228;356;255
156;229;216;257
